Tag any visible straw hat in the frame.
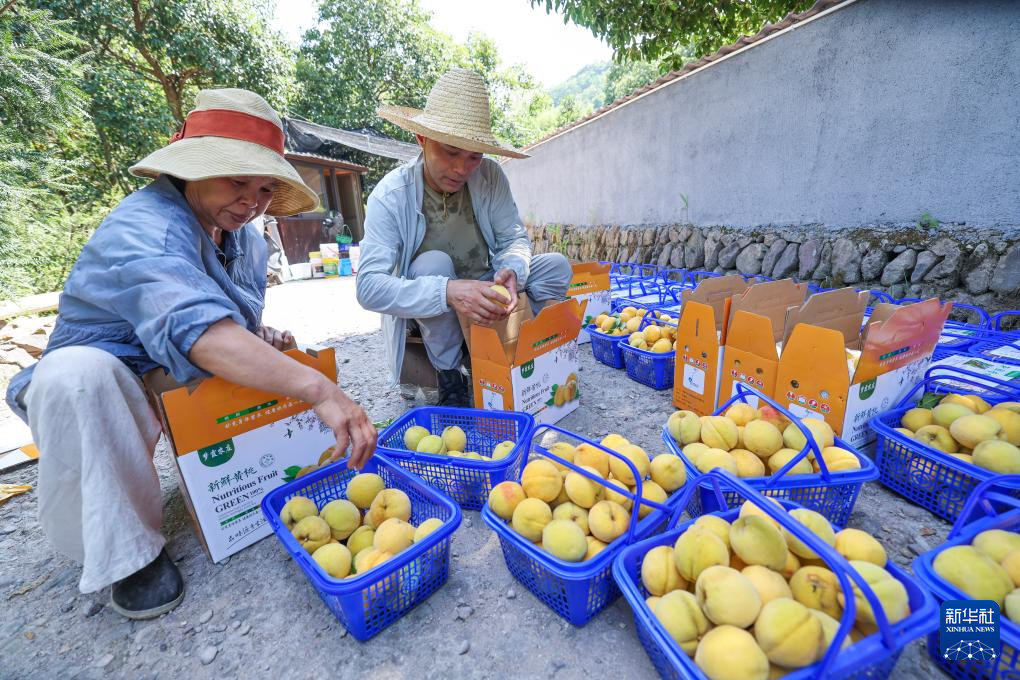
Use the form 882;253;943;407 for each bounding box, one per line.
130;88;319;216
378;69;529;159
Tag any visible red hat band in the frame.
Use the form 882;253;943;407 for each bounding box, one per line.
169;109;286;156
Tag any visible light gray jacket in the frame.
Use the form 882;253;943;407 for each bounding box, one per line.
355;153;532;384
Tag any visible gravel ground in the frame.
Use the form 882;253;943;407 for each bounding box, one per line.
0;277;952;679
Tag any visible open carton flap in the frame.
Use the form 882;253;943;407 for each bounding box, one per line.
673;300;724;413
718;309;783;409
569;261;611;276
782;287;869;348
155;346;336;456
513;298;585;365
775;323;851;433
728;279;809;343
854;297;953;385
726;310;782;359
469;298;584;367
460;294;530;355
681;275;749;330
567;262;611;297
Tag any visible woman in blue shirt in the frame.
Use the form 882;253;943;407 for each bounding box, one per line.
4;89;376;619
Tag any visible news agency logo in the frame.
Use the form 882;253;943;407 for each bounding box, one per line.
940;601;1000;662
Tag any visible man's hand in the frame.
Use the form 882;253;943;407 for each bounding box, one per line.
256;325;294;350
307;381;377;470
493;268;519;311
447;279;513;326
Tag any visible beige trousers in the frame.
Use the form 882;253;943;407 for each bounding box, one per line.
26;346;165;593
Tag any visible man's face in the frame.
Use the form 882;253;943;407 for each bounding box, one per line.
418;135;483;193
186;176;276;233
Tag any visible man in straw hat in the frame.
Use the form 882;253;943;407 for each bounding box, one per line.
5;88;376;619
357;69;571;406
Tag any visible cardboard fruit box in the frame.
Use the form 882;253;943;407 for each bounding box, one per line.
682;280;952;449
146;346;338;563
462;298;585;425
670;275;753;415
566;262;611;344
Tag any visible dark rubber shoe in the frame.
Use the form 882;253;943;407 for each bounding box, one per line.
110;548;184;620
437;368;469;407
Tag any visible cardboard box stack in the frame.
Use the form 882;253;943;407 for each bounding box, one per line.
671;277;952;448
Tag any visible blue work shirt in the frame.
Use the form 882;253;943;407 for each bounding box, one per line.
5;175;267;422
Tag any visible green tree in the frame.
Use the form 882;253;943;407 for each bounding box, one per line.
603;59;664;104
555;93;588;128
294;0;452;136
531;0;812;71
0;4;88;297
292;0;456;187
33;0;295;195
452;32;539;149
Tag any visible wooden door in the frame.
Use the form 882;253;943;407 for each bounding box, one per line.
277;217;328;264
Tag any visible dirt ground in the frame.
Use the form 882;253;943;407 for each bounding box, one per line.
0;277;950;679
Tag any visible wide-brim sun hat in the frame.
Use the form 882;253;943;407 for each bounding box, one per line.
130;88;319;216
378;68;529;159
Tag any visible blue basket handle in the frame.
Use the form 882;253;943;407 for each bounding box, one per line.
948;475;1020;540
948;303;992;328
659;268;688;285
527;424;672;543
741;274;774;284
677;470;901;662
682;269;721;288
713;382;833;483
637;310;678;332
892;365;1020;408
864;289;895;304
992;310;1020;333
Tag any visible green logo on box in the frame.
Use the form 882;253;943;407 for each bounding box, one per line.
198;439;235;467
521;360;535;378
858;379;877;401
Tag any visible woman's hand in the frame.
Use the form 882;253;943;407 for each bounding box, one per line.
256;325;294;350
306;381;377;469
190;319;376;469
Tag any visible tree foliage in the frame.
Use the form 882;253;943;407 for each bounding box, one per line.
293;0;541;187
0;4;88;298
531;0;813;71
33;0;295;195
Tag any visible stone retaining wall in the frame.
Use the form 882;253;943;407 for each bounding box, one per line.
530;224;1020;312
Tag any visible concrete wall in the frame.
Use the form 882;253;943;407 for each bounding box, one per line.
503;0;1020;232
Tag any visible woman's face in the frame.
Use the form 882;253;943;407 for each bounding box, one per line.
185;176;276;234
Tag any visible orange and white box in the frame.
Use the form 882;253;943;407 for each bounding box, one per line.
671;275;750;414
150;347;337;563
716;279;811;409
466;298;585;425
567;262;611;344
775;297;952;448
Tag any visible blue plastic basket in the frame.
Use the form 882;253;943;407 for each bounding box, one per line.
482;424;683;626
612;470;938;680
969;339;1020;368
586;323;627;368
992;310;1020;335
620;314;677;390
871;366;1020;522
375;406;534;510
667;384;878;526
914;475;1020;679
261;454;462;641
